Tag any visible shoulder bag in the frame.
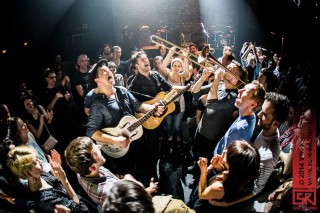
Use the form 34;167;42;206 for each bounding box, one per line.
41;118;58;154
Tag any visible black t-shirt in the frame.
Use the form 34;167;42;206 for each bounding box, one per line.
128;71;172;102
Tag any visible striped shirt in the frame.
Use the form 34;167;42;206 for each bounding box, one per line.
252;130;280;195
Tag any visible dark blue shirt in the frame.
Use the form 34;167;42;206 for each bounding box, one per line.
86;86;142;137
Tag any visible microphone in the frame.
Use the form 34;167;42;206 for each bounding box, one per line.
201;23;204;29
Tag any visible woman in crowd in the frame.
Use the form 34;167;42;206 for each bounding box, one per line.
193;140;260;212
161;47;191;142
19;97;54;147
6;146;93;212
8;116;49;166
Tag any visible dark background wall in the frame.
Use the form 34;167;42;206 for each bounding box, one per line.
1;0;316;62
0;0;318;105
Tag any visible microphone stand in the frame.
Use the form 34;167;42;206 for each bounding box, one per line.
201;23;209;44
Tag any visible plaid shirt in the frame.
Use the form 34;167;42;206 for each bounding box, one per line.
77;166;119;206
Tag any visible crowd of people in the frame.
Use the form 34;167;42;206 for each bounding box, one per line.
0;36;318;213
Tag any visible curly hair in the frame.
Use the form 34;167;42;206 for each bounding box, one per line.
130;51;146;71
7;145;37;179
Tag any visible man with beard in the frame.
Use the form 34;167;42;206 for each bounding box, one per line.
212;92;290;208
128;51;186;187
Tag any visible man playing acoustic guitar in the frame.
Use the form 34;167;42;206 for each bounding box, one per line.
128;51;186;187
86;59;165;178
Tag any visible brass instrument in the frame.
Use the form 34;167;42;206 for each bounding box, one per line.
150;35;247;88
199;45;247;87
150;34;204;68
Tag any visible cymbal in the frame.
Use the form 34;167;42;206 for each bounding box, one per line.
225;26;233;28
214;31;224;34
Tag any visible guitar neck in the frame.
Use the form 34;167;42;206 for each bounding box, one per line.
166;74;201;105
128;108;157;132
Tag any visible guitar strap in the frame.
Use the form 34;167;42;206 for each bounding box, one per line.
150;72;166;93
114;86;132;116
129;91;155;99
128;72;163;100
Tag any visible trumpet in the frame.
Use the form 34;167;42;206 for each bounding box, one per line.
150;35;247;88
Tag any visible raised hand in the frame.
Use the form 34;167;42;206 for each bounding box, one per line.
145;177;158;195
51;149;61;166
48;155;66;182
197;157;208;173
210;148;227;171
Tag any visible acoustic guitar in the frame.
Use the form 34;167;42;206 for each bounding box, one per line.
96;90;177;158
134;74;201;129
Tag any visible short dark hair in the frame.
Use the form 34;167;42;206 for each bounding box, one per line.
130;51;146;70
129;46;139;52
43;67;55;77
264;92;290;123
102;179;155;213
233;62;248;87
188;42;198;49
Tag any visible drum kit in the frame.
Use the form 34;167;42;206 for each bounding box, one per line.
209;25;235;48
155;26;168;40
124;24;234;50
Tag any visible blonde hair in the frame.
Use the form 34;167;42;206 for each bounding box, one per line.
7;146;37;179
